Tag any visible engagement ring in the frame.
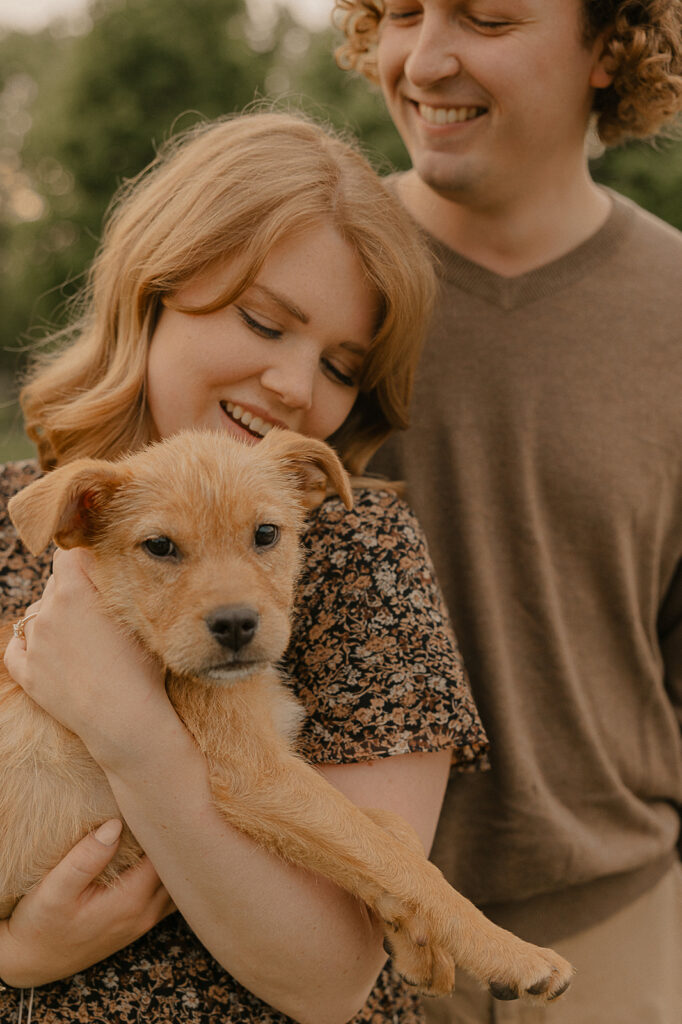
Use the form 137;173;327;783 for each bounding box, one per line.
12;612;38;640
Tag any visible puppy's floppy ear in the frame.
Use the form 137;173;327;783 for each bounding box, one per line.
260;429;353;511
8;458;130;555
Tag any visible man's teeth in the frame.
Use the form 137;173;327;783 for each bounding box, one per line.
224;402;273;437
419;104;482;125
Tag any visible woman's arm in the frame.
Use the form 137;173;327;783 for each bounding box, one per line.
4;548;452;1024
102;730;451;1024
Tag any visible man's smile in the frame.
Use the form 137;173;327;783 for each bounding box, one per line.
416;102;487;125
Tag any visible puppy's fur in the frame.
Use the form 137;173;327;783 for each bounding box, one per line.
0;429;572;1001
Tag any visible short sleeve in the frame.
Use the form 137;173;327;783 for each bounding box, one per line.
283;487;489;770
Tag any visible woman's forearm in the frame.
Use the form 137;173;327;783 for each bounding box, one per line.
100;709;387;1024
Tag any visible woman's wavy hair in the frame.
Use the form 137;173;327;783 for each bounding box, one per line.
333;0;682;145
21;110;436;475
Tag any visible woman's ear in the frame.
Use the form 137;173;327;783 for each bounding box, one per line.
8;460;129;555
259;428;354;511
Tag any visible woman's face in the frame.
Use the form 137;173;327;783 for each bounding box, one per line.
146;223;379;445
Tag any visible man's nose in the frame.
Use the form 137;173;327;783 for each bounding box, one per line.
404;14;462;89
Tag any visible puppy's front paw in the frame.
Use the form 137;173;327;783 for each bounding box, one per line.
486;941;573;1004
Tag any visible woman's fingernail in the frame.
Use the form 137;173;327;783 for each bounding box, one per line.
94;819;123;846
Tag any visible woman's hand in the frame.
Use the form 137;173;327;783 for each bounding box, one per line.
0;820;175;988
3;547;172;770
1;551;177;987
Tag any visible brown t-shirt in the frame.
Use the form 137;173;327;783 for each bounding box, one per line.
0;460;488;1023
372;190;682;943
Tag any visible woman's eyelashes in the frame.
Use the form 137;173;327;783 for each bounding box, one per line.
237;307;282;340
238;305;361;389
322;358;358;388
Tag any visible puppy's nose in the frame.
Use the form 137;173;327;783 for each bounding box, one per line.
205;606;259;651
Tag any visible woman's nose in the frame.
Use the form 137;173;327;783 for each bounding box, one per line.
260;354;315;411
404;14;462;89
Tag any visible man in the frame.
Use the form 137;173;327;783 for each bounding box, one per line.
334;2;682;1022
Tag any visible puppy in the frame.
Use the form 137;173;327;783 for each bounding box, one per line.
1;428;572;1001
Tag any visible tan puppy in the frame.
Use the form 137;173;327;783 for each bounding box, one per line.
0;429;572;1002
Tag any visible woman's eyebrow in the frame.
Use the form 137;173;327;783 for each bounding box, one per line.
247;284;309;324
340;340;368;354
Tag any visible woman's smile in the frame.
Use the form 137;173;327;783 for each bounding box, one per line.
146;222;379;445
220;400;280;441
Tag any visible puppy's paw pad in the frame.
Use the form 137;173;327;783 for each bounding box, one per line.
483;942;573;1005
489;981;520;1001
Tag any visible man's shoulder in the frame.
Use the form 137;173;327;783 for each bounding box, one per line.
608;189;682;258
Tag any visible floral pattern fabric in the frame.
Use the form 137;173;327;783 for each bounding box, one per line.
0;460;488;1023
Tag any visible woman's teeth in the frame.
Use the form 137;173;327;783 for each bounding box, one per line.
223;402;273;437
419;104;483;125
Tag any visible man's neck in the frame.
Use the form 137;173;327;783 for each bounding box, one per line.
396;169;613;278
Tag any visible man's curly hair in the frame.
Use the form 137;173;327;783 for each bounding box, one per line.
333;0;682;145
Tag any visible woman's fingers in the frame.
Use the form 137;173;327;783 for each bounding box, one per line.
52;546;97;588
39;820;124;905
41;820;174;915
52;823;176;919
0;824;175;987
119;858;177;923
3;628;28;679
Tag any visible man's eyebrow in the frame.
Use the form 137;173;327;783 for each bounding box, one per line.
247;284;309;324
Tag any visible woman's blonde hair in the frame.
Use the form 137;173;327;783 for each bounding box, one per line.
21;111;436;474
333;0;682;145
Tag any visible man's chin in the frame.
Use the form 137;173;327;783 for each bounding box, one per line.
405;157;484;209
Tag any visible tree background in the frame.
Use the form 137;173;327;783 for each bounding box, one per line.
1;0;681;459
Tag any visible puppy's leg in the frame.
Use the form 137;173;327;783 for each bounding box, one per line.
360;807;456;998
172;679;572;1002
206;742;572;1001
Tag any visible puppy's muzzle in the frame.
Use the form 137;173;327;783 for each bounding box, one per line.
205;606;259;651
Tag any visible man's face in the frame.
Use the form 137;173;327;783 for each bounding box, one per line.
377;0;610;208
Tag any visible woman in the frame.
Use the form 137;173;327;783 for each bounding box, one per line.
0;111;488;1024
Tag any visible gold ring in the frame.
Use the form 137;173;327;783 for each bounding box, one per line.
12;612;38;641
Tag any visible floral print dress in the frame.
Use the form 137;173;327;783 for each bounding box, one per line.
0;460;488;1023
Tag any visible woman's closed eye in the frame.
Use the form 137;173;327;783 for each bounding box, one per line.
238;303;362;389
322;357;358;389
237;307;282;340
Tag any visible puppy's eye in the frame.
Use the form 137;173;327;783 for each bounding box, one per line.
143;536;178;559
254;524;279;548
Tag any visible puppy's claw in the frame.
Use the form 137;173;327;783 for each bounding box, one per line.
548;978;571;1001
482;939;573;1004
489;981;520;1001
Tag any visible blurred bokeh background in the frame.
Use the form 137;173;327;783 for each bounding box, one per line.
1;0;681;462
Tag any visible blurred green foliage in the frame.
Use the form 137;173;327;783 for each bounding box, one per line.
1;0;279;376
0;0;680;454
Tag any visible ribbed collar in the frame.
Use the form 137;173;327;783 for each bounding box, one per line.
410;187;636;311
